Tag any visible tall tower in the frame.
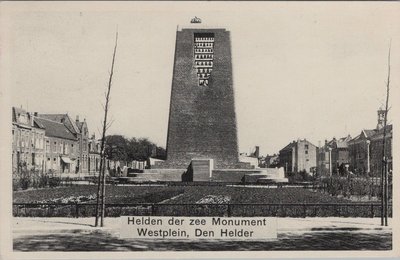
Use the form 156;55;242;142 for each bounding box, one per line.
377;108;387;130
156;22;249;169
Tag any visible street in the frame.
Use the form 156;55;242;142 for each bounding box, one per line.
13;217;392;251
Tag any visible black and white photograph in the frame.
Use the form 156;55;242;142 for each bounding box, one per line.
0;1;399;258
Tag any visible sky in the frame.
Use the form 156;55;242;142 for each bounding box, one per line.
2;2;399;156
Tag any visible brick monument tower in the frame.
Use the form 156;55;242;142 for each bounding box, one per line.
156;21;249;170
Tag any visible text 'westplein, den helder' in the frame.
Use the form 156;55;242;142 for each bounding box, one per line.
119;216;278;240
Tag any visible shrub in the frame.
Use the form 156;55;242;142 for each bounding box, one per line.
49;177;61;188
19;176;31;190
288;170;314;183
15;162;30;190
319;176;388;200
12;179;19;191
38;174;49;188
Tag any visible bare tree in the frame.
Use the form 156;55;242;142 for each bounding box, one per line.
381;41;391;226
95;30;118;227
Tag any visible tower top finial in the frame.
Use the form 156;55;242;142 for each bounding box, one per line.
191;16;202;24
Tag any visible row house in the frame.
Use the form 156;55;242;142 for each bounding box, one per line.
12;107;46;172
317;135;352;176
88;134;101;174
38;114;90;173
12;107;98;175
34;117;78;173
279;139;317;174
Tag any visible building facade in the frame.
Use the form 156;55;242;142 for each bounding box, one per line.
369;124;392;177
347;108;394;176
38;114;90;173
34;117;78;174
264;154;279;168
88;134;101;174
317;136;351;176
348;129;378;175
279;139;317;174
12;107;46;172
12;108;98;176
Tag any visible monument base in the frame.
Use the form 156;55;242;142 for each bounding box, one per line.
123;159;287;183
153;160;253;170
211;168;288;183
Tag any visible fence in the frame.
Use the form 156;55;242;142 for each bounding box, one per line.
13;202;392;218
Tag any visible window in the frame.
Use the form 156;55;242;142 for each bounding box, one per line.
305;144;309;149
305;150;308;154
194;32;215;86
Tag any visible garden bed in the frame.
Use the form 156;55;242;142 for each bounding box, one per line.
13;185;378;218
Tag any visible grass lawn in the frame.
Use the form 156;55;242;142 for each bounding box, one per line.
13;185;184;204
14;185;384;217
13;185;351;204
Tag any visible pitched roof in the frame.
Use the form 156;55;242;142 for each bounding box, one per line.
349;129;378;144
280;141;296;152
33;119;46;129
38;114;65;123
376;124;392;134
39;114;80;134
336;140;349;149
363;129;377;138
349;134;361;143
328;135;351;149
370;124;393;139
34;117;77;141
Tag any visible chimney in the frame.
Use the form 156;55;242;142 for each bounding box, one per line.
76;115;79;123
29;112;34;126
255;146;260;158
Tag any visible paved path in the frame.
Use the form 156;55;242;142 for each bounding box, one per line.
13;217;392;251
